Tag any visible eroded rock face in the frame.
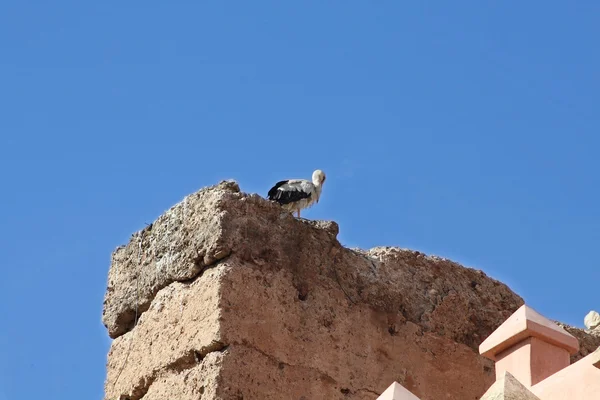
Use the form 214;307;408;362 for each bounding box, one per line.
556;322;600;364
362;247;522;349
102;180;340;339
101;180;589;399
104;267;226;398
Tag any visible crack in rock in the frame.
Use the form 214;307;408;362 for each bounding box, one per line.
232;341;364;395
111;252;232;339
116;341;229;400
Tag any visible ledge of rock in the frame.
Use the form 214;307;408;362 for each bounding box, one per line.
102;181;520;344
102;180;339;338
102;181;597;399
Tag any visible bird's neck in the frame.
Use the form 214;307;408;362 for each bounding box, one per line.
313;182;322;201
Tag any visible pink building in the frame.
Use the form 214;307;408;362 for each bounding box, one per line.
377;305;600;399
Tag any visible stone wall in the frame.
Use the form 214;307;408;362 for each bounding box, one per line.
101;181;596;400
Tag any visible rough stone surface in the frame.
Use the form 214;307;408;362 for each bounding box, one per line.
363;247;522;349
102;180;341;339
584;310;600;330
101;181;594;400
481;371;540;400
141;354;221;400
215;257;496;399
105;268;226;398
554;322;600;364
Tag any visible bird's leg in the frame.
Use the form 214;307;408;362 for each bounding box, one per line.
297;210;301;218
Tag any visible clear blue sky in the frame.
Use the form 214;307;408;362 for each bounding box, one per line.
1;2;598;399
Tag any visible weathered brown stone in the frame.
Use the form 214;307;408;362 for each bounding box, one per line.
101;181;596;399
555;322;600;363
105;267;226;398
141;354;222;400
102;180;339;339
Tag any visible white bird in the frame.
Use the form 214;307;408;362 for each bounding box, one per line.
267;169;326;218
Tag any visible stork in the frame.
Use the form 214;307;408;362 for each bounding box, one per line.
267;169;326;218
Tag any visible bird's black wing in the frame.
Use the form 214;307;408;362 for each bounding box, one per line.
267;180;312;205
268;180;289;199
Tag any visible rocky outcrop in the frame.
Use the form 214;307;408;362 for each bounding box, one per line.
101;181;596;400
555;322;600;363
